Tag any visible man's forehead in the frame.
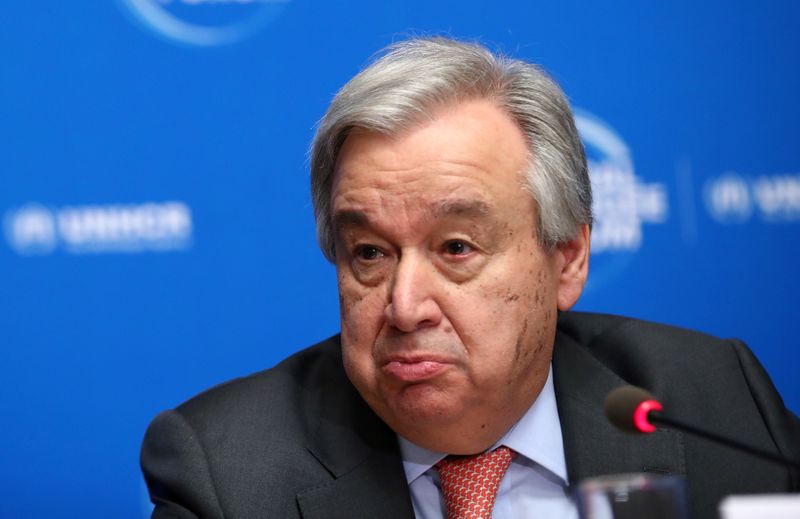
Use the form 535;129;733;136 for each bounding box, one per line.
330;99;534;236
332;101;530;185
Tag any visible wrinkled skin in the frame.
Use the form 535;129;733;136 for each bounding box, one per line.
331;100;590;454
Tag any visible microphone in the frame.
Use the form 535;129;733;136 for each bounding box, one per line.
604;385;800;470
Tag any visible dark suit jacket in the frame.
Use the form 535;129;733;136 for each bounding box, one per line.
141;312;800;519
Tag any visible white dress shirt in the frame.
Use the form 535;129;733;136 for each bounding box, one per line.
397;366;578;518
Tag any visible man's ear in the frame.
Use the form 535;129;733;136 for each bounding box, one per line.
555;224;591;311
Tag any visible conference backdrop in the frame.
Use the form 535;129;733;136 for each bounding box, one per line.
2;1;799;517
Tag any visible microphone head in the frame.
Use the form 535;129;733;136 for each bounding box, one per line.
604;385;663;434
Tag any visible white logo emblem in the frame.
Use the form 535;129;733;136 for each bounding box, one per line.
120;0;291;46
575;109;668;253
705;172;752;224
4;204;58;255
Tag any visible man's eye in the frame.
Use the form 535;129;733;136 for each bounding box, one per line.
444;240;473;256
355;245;383;261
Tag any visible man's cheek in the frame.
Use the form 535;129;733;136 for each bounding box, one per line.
337;271;369;313
340;286;387;342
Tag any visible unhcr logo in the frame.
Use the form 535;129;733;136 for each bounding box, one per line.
705;172;800;224
120;0;291;47
3;202;193;256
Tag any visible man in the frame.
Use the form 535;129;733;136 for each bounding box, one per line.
142;37;800;519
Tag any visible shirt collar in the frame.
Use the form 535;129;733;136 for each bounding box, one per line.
397;365;568;485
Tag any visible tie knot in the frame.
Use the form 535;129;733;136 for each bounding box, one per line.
436;446;515;519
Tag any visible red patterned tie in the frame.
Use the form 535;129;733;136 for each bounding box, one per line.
436;446;515;519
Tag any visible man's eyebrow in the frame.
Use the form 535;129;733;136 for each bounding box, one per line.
333;209;370;231
433;199;492;218
333;200;492;230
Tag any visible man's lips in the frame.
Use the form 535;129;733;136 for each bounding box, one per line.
381;356;452;382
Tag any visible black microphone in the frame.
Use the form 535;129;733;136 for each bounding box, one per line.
604;385;800;470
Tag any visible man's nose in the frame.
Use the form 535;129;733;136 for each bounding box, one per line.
384;253;443;332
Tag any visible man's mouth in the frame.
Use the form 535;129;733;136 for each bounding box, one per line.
381;356;450;382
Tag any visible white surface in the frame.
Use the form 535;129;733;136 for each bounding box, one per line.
719;494;800;519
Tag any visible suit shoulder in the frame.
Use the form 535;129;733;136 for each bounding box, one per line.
142;335;353;517
556;311;741;388
557;311;729;353
171;335;345;432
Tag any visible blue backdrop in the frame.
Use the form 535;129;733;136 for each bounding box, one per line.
2;1;799;517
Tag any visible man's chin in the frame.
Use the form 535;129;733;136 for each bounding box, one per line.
378;384;473;436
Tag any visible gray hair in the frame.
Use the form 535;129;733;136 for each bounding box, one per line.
310;36;592;261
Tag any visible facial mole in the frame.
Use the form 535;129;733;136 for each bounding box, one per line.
444;325;453;333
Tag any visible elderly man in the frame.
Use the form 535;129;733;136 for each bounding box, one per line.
142;37;800;519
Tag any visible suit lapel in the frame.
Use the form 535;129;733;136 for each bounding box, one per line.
553;326;687;485
296;445;414;519
296;345;414;519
